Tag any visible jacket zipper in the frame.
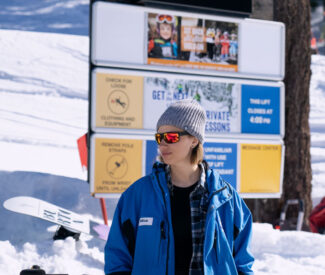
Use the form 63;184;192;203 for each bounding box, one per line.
159;221;166;266
210;185;227;198
160;221;166;239
201;185;228;213
155;172;169;275
204;185;228;266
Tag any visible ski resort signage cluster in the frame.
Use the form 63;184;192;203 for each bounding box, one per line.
88;0;285;199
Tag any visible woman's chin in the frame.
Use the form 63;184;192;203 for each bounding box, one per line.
161;157;173;165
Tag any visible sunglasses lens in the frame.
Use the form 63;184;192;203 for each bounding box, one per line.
164;133;179;143
166;15;172;22
155;134;161;144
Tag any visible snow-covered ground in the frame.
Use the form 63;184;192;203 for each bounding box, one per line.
0;0;89;35
310;55;325;204
0;29;88;180
0;1;325;274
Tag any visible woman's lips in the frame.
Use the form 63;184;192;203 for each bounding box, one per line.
161;152;172;157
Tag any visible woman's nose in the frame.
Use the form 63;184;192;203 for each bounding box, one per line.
159;139;168;146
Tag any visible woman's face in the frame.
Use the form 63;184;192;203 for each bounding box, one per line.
159;23;172;40
157;125;198;166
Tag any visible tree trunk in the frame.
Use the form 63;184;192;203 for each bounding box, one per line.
246;0;313;228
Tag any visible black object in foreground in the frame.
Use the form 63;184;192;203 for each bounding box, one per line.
53;225;81;241
20;265;68;275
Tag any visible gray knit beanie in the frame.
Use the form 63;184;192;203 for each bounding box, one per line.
156;99;206;143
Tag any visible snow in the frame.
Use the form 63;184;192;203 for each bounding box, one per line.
0;0;89;35
0;29;88;180
310;55;325;205
252;223;325;274
0;1;325;274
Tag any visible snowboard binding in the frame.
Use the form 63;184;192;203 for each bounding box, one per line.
53;225;81;241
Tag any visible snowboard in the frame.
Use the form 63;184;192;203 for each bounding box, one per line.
3;196;109;241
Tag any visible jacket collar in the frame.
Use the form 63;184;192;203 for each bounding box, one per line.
151;162;169;202
152;162;232;209
165;162;207;195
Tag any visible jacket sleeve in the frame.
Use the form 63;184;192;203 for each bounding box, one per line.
232;191;255;275
104;194;133;275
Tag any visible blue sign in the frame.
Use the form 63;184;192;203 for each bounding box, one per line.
145;140;159;175
241;85;280;135
203;142;237;189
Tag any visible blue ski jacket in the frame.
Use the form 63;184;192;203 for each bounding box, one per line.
104;163;254;275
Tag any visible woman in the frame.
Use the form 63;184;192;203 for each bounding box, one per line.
104;99;254;275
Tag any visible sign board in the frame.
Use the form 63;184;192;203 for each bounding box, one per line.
91;137;143;195
91;68;284;138
94;73;144;129
88;1;286;199
140;0;252;15
147;12;239;72
90;134;284;198
91;1;285;80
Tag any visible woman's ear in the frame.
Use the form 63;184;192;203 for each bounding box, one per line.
191;137;199;148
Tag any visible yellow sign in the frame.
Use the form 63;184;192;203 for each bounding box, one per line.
240;144;282;193
94;138;143;193
95;73;144;128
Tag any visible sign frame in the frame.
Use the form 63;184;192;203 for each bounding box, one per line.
90;1;285;81
90;67;285;139
140;0;253;15
90;133;284;199
88;1;286;200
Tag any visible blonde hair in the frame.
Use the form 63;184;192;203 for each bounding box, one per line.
190;143;204;164
159;142;204;165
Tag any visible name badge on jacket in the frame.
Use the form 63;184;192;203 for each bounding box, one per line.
139;217;153;226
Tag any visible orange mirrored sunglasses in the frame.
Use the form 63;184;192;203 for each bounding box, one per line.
155;131;189;145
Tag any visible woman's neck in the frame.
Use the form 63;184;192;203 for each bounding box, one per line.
170;163;200;188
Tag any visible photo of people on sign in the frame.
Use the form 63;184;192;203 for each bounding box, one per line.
148;13;179;60
143;77;240;134
147;13;239;72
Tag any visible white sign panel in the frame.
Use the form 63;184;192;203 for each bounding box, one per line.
91;1;285;80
